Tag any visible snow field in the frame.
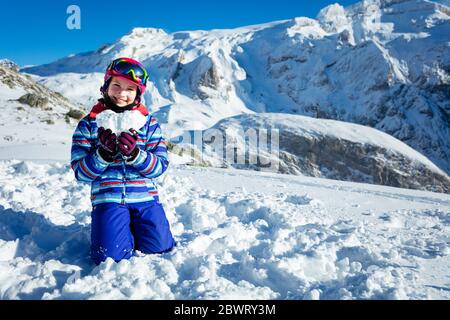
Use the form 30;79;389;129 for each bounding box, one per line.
0;160;448;299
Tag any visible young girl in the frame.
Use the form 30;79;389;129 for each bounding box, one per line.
71;57;175;265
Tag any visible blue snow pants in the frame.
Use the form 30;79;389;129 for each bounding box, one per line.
90;201;175;265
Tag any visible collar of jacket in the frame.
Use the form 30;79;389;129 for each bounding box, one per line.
89;100;149;119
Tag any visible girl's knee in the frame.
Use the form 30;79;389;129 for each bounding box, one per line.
91;245;133;265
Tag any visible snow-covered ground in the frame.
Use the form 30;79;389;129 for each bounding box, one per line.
0;154;448;299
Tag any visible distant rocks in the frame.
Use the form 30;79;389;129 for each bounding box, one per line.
66;109;84;120
190;113;450;193
276;131;449;193
176;55;223;100
18;93;49;108
0;59;19;71
0;63;81;122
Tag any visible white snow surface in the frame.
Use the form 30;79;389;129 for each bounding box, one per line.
95;110;148;135
0;158;449;300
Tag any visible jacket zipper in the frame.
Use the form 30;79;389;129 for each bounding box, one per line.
121;160;126;204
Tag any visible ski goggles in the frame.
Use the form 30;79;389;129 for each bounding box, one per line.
108;59;148;86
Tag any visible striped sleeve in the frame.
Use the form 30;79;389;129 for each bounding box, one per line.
129;115;169;179
70;116;110;183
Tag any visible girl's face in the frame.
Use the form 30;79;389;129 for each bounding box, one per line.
107;77;138;106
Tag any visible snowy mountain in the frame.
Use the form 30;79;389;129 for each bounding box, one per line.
22;0;450;176
0;63;81;162
177;113;450;193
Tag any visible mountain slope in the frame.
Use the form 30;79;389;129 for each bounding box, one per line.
21;0;450;174
177;113;450;193
0;63;80;161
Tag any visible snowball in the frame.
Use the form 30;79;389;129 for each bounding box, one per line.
96;110;147;134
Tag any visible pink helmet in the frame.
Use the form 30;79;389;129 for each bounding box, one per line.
100;57;149;101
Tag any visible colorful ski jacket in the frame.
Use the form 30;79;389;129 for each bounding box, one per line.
70;101;169;206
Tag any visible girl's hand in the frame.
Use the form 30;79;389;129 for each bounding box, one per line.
98;127;118;156
118;128;139;157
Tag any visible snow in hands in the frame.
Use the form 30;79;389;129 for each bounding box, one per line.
96;109;147;135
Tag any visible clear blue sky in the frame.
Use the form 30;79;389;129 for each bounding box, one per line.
0;0;360;66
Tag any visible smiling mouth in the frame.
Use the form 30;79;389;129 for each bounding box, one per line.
114;97;127;103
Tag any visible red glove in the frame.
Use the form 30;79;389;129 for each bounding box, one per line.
97;127;118;162
118;128;139;160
